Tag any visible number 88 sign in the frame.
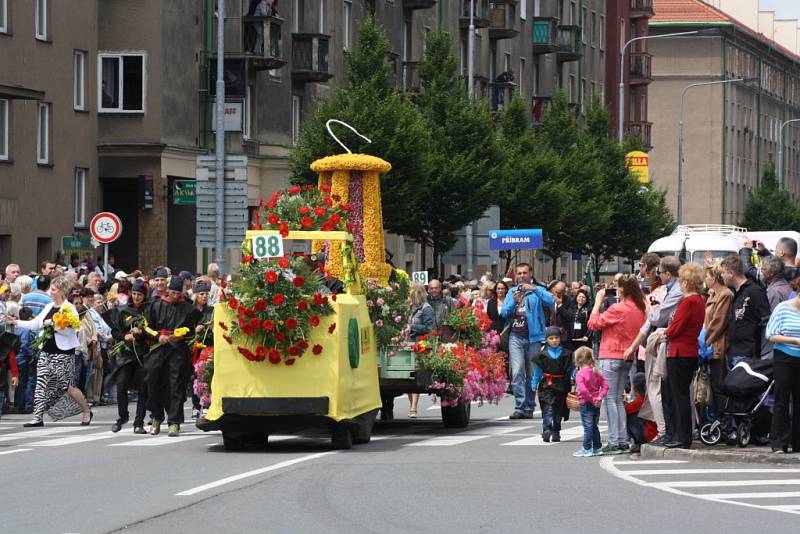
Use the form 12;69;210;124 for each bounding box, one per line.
251;235;284;259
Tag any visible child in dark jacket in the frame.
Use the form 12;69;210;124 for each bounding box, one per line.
532;326;573;442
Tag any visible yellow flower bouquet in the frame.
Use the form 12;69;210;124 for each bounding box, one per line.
53;306;81;331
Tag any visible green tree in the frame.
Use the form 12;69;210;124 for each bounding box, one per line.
739;162;800;230
289;18;431;238
415;31;504;274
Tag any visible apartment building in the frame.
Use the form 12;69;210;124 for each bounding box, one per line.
648;0;800;225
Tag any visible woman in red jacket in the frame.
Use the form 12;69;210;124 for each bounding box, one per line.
664;263;706;449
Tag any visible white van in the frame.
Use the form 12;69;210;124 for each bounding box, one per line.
647;225;800;264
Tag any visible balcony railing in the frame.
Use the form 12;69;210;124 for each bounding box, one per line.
532;17;558;54
292;34;332;83
402;61;421;94
403;0;437;9
460;0;491;29
241;15;286;70
489;4;519;40
629;0;654;19
626;121;653;150
556;25;581;62
629;52;652;84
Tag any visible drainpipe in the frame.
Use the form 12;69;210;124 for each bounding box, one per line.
578;0;584;120
439;0;444;32
756;56;762;182
721;39;728;224
203;0;213;152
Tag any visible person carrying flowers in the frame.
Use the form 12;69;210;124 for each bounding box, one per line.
143;275;201;437
190;280;214;420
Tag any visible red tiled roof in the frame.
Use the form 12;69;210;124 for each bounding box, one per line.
651;0;800;63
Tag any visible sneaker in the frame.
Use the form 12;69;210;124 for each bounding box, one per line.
592;448;604;456
509;411;526;420
601;443;623;455
522;412;534;419
573;448;593;458
150;419;162;436
551;432;561;443
618;442;630;452
541;431;551;443
133;426;147;435
629;443;641;454
168;424;180;437
191;409;200;420
111;418;128;433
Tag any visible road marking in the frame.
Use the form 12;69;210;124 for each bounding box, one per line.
0;427;89;442
651;479;800;489
762;505;800;512
612;460;689;466
406;435;488;447
28;431;118;447
501;425;607;446
625;468;800;476
461;424;533;436
0;449;32;456
176;452;335;496
700;491;800;499
110;435;207;447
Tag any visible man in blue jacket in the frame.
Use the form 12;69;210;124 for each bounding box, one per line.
501;263;555;419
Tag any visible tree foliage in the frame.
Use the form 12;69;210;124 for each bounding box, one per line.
739;163;800;230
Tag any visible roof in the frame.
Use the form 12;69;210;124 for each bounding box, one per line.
651;0;800;63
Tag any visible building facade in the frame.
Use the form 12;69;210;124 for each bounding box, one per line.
648;0;800;225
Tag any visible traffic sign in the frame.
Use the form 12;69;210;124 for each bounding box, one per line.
411;271;429;286
488;229;543;251
625;150;649;184
90;212;122;244
196;156;249;249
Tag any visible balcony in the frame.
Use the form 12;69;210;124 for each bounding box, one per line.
532;17;558;54
489;3;519;40
241;15;286;70
629;52;652;85
402;61;421;94
626;121;653;150
556;25;581;62
490;75;517;112
629;0;654;19
403;0;437;9
460;0;491;29
292;34;332;84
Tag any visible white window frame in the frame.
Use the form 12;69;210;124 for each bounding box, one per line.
0;99;8;161
35;0;47;40
292;95;301;146
343;1;352;50
521;0;526;20
36;102;49;164
74;168;87;228
97;52;147;114
0;0;8;34
74;50;86;111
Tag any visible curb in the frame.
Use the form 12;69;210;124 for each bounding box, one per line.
640;443;800;465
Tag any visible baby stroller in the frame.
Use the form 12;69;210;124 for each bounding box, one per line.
699;358;773;448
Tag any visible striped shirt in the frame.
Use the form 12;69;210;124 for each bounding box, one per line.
765;300;800;357
20;290;53;319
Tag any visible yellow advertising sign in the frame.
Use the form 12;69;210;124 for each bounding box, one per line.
625;150;649;184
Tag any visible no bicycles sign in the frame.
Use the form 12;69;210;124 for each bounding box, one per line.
90;212;122;244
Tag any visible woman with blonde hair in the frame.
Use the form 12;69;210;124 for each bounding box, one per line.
406;282;434;418
663;263;706;448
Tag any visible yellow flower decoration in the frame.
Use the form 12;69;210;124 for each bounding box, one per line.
53;307;81;331
174;327;190;337
310;153;391;173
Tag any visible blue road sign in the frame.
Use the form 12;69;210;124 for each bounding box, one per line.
488;229;543;251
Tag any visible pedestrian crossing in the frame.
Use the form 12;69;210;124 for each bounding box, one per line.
602;457;800;516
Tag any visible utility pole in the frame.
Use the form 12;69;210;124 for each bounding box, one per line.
468;0;474;100
214;0;226;275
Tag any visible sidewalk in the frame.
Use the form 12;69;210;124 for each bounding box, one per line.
640;442;800;465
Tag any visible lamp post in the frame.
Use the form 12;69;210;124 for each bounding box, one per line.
778;118;800;187
468;0;474;100
677;77;758;225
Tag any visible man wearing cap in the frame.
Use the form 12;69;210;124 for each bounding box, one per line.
143;276;200;437
150;267;169;299
108;280;150;434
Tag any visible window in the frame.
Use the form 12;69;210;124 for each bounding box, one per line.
292;95;301;146
74;168;86;227
582;7;587;44
342;1;352;50
591;11;597;47
74;50;86;110
504;52;510;73
599;15;605;50
98;53;145;113
36;102;49;164
519;57;526;94
243;85;252;139
521;0;526;20
35;0;47;40
318;0;324;34
0;99;8;161
1;0;8;34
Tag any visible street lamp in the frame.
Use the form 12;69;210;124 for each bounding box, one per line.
677;76;759;225
618;29;718;144
778;118;800;186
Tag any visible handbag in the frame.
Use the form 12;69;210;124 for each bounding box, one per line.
692;367;713;406
498;324;511;353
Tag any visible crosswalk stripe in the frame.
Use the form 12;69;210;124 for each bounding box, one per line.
28;431;118;447
613;460;688;466
501;425;607;446
624;468;800;476
761;505;800;512
406;435;488;447
652;479;800;489
0;449;32;456
701;491;800;499
0;427;89;442
110;435;207;447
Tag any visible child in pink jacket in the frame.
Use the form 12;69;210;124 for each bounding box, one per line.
573;347;608;457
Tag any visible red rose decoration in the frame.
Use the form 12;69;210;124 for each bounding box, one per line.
312;344;323;355
275;331;286;342
310;315;320;327
314;206;326;216
301;216;314;229
321;185;332;193
292;276;305;287
299;205;310;215
328;323;336;334
279;220;289;237
267;213;279;225
330;214;341;224
228;297;239;310
331;293;337;302
254;298;267;312
287;345;300;356
262;319;275;331
278;257;289;269
312;293;328;306
272;294;286;306
323;197;333;207
264;270;278;284
296;300;308;311
332;194;341;202
289;185;301;195
298;339;309;349
285;317;298;330
285;358;296;366
241;254;254;264
249;317;261;330
268;348;281;364
256;345;267;359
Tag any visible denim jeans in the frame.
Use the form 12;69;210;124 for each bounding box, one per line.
600;358;629;446
580;403;602;450
0;389;5;417
25;365;37;411
14;361;29;410
508;333;538;414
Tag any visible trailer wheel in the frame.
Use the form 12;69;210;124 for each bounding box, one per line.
331;426;353;450
353;409;378;444
222;431;245;451
223;431;267;451
441;402;471;428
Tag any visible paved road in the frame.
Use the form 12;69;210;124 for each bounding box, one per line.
1;395;798;533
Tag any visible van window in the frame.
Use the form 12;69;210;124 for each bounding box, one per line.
691;251;733;264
